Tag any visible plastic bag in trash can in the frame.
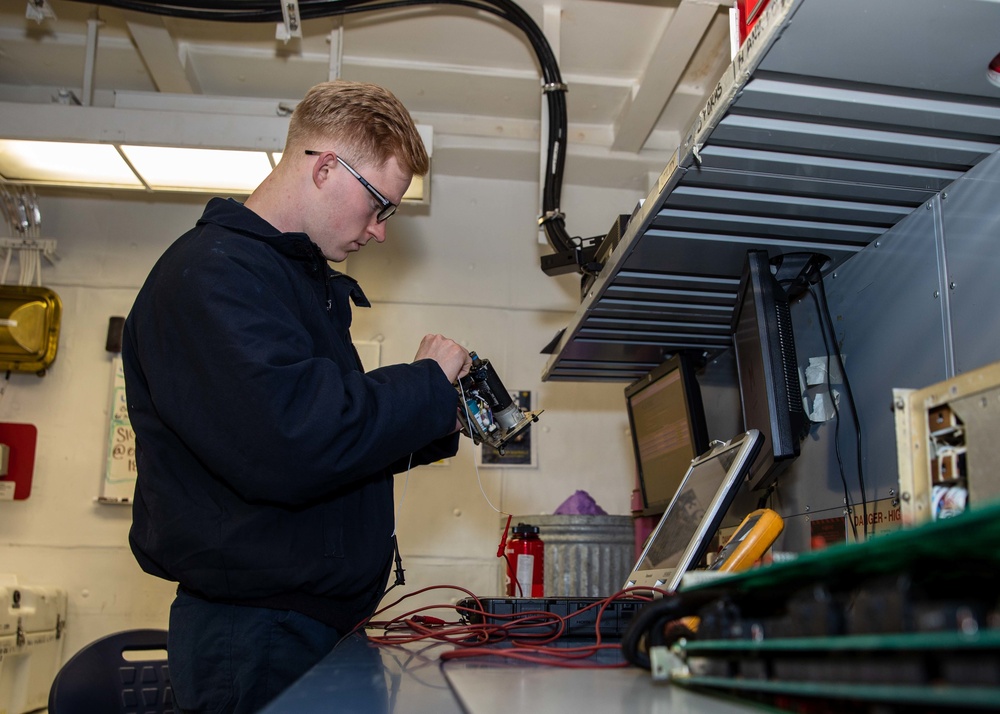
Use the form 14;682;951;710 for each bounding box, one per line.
553;490;607;515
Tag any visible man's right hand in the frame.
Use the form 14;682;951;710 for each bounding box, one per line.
413;334;472;384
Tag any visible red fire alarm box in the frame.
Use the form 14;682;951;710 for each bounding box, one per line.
0;422;38;500
736;0;773;44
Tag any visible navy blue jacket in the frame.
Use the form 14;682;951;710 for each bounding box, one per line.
123;198;460;630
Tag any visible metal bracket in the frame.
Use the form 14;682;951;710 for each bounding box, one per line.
276;0;302;43
25;0;56;23
0;238;59;265
537;210;565;227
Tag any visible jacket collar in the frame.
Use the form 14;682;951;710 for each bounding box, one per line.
199;197;370;308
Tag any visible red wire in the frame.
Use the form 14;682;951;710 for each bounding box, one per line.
497;514;512;557
502;553;525;597
354;583;671;668
438;644;628;668
496;514;525;597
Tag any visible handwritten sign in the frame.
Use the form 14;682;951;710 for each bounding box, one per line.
100;356;136;503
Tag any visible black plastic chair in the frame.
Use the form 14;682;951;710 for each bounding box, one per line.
48;628;173;714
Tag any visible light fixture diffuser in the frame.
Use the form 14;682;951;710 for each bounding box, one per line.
120;146;272;193
0;139;142;188
0;102;431;202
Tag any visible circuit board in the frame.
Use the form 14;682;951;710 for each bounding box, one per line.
666;501;1000;711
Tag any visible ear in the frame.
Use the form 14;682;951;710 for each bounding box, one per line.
309;150;338;189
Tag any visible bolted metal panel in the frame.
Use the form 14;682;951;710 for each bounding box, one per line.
939;152;1000;376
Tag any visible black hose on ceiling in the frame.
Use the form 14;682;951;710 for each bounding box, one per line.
65;0;580;263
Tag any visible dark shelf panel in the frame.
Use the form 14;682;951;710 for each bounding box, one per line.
543;0;1000;382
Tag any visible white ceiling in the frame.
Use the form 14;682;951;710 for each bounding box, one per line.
0;0;734;194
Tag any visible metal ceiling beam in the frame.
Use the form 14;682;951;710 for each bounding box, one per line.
123;12;198;94
611;0;723;153
0;101;287;149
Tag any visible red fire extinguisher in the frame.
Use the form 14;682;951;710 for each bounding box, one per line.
504;522;544;597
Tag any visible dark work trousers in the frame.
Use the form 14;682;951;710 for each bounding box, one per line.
168;589;342;714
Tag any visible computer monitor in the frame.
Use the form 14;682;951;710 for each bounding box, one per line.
625;353;710;515
731;249;808;491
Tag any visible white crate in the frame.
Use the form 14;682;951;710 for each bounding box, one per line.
0;578;67;714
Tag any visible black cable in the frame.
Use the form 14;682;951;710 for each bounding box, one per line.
620;592;707;670
754;484;774;511
381;534;406;598
810;276;868;540
807;287;859;542
502;553;524;597
65;0;577;256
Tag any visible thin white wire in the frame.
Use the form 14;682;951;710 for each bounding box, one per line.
459;379;504;515
7;246;45;287
1;248;11;285
390;381;508;545
0;188;46;287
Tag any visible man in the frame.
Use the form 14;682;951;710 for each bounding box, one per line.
123;80;471;714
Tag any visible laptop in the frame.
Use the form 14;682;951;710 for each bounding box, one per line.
624;428;762;592
459;430;763;637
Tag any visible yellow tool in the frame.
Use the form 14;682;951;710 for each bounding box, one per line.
676;508;784;635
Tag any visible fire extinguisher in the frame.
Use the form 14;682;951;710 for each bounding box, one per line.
504;522;544;597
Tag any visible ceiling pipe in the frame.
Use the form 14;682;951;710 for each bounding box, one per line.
82;15;104;107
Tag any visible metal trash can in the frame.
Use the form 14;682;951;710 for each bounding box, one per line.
498;514;634;597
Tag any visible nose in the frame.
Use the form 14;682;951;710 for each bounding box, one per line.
368;219;387;243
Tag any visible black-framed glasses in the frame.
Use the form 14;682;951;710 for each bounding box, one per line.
305;150;397;223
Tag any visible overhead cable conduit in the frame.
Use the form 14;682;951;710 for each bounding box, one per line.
66;0;583;272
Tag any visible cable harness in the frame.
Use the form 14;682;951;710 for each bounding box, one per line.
344;584;670;668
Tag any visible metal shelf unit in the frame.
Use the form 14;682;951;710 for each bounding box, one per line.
543;0;1000;382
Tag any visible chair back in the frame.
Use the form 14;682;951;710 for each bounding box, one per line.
47;628;172;714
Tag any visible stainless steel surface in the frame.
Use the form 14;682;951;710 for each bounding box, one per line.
543;0;1000;382
260;635;465;714
261;633;762;713
444;661;759;714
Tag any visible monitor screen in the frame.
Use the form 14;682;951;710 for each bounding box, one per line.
625;353;709;515
731;249;807;490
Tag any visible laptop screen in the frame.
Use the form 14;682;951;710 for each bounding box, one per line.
625;430;762;593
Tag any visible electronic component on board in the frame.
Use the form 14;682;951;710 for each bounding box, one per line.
457;352;542;455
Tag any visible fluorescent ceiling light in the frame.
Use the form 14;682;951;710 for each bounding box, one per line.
120;145;272;193
0;139;142;188
2;140;427;200
0;102;431;202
